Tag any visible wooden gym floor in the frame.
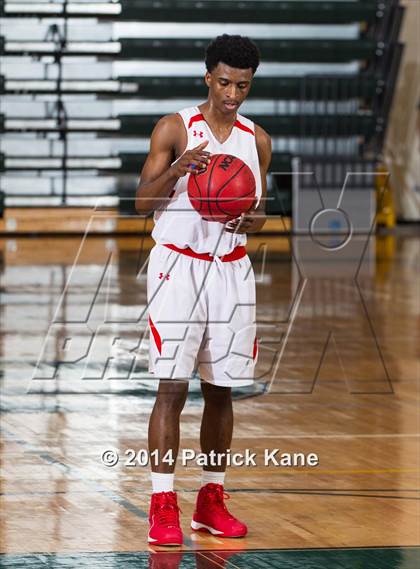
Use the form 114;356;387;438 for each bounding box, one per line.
0;229;419;568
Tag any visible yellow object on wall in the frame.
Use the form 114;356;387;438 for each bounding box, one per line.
376;167;396;228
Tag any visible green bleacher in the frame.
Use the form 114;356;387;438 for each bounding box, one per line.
0;0;404;214
0;37;378;63
118;75;380;101
118;0;380;24
119;38;377;63
1;75;381;101
0;0;382;24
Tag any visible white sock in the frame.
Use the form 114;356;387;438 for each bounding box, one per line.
201;470;225;487
151;472;174;494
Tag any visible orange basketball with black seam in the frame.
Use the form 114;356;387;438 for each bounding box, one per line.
187;153;256;223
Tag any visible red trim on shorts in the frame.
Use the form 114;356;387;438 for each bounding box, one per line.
164;243;246;262
188;113;205;129
253;337;258;360
234;120;255;136
148;316;162;355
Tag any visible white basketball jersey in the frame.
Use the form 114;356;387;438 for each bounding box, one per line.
151;106;262;256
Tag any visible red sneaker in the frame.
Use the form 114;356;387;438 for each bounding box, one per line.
148;491;183;546
191;483;247;538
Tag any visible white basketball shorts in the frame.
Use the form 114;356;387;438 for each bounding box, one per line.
147;243;258;387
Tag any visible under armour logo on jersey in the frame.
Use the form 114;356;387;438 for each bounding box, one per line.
193;130;204;138
158;272;170;280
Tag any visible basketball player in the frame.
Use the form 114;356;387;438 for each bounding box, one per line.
136;34;272;546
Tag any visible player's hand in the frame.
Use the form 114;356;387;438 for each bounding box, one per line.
170;141;211;178
225;201;266;234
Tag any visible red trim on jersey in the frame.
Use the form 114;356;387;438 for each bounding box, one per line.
253;336;258;360
188;113;205;129
149;316;162;355
164;243;246;262
234;120;255;136
188;113;254;137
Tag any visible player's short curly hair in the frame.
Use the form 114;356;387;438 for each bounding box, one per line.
205;34;260;74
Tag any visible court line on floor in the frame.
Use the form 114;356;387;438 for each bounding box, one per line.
232;433;420;439
2;488;420;498
4;430;417;440
287;468;420;474
209;546;420;569
210;467;420;475
221;489;420;501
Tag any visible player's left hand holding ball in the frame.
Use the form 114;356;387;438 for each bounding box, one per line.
225;199;266;234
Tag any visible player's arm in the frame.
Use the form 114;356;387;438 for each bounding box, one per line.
254;123;272;217
225;124;272;233
135;114;210;214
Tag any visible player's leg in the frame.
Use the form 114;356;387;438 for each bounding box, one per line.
147;379;188;546
146;245;208;545
191;383;247;538
149;379;189;475
191;256;256;537
199;382;233;479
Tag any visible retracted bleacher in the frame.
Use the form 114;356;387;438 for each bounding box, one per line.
0;1;383;23
0;0;404;224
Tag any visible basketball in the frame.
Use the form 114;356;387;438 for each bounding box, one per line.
187;154;256;222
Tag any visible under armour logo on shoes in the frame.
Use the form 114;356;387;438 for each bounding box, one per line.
158;273;170;280
193;130;204;138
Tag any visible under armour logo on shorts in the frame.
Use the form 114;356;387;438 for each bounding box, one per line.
193;130;204;138
158;272;170;280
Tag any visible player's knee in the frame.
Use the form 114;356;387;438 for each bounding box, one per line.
156;380;189;414
202;383;232;406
